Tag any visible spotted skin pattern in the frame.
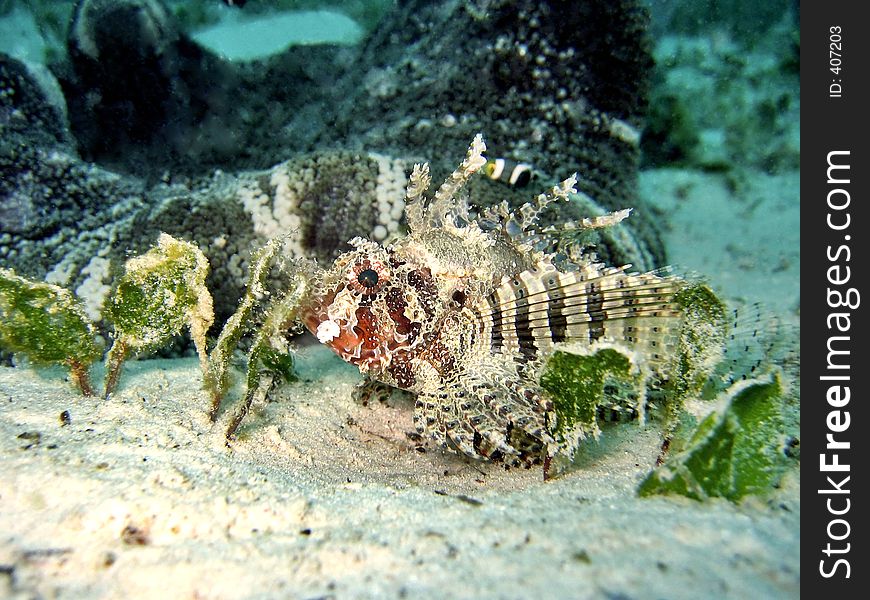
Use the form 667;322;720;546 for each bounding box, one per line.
301;136;684;465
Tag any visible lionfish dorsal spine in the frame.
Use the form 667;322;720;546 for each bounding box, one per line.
517;175;578;231
476;174;578;241
403;134;488;234
431;133;487;216
404;162;431;232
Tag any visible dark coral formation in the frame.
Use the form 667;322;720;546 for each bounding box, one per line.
55;1;656;209
59;0;241;174
1;53;146;245
1;0;665;329
322;1;652;204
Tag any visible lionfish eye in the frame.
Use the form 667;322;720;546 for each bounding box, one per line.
357;268;379;288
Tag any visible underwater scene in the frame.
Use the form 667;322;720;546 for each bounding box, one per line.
0;1;799;598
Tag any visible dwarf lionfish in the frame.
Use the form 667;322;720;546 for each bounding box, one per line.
300;135;683;465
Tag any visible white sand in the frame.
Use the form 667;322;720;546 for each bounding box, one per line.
0;169;799;598
640;168;800;313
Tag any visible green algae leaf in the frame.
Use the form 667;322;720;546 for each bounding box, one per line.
670;283;727;404
103;233;214;397
638;372;792;501
204;233;311;438
541;347;643;456
0;268;100;395
259;347;299;387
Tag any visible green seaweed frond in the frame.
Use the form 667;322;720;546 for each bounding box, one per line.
541;346;644;458
103;233;214;397
0;268;100;395
223;253;310;438
204;234;286;418
639;371;795;502
669;283;728;405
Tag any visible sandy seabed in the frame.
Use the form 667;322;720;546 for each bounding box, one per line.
0;169;800;599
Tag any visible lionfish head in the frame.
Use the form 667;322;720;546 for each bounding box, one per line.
300;237;441;380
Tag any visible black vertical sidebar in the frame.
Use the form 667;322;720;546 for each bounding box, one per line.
802;1;868;596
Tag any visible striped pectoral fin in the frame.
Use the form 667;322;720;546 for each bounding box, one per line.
413;391;448;440
413;388;504;460
473;264;685;360
452;371;554;461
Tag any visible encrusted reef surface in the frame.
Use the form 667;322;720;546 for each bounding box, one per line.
1;0;663;326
